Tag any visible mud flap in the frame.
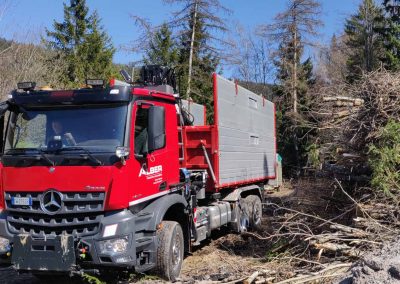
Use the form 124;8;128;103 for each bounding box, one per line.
11;234;75;271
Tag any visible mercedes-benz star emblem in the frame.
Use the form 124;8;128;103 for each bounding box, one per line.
41;190;63;215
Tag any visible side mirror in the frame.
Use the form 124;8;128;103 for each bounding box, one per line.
116;146;130;165
148;106;165;152
0;116;4;155
0;102;9;155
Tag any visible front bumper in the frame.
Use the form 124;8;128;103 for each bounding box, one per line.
0;210;157;272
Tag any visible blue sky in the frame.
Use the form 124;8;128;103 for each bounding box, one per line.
0;0;360;67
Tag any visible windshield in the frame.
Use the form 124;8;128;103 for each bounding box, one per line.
4;105;128;154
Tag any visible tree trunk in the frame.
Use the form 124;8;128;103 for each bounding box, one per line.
292;13;300;176
293;27;298;114
186;0;198;100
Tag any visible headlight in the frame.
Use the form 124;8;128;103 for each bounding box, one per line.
98;237;129;254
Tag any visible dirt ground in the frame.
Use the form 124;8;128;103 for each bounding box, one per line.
0;221;291;284
0;197;294;284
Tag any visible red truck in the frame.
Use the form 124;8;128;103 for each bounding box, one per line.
0;66;278;281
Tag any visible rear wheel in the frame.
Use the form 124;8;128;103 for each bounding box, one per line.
244;195;262;231
154;221;184;281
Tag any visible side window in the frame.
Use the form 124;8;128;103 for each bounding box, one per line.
134;107;149;155
148;106;166;152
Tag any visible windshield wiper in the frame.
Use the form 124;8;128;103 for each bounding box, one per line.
5;148;55;166
56;147;103;166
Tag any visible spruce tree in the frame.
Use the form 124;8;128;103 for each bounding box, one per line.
143;23;178;67
344;0;384;82
76;12;115;81
165;0;230;104
131;0;229;123
380;0;400;70
46;0;115;87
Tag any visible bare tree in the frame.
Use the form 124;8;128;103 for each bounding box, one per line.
0;3;67;100
128;16;156;57
259;0;322;114
232;25;273;90
315;34;350;86
0;0;12;23
0;33;67;100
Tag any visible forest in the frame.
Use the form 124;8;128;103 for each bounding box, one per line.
2;0;400;283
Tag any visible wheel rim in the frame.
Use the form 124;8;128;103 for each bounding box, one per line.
172;233;182;269
239;206;249;232
253;204;261;226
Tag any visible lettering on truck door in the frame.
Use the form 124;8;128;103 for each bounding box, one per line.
133;101;179;202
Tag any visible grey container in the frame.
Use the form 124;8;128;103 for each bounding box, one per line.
214;75;276;187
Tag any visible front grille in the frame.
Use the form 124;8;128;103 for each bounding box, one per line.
5;191;105;238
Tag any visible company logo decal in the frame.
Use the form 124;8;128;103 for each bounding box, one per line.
139;164;163;184
139;165;162;177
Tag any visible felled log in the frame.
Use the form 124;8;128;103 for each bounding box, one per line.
329;224;367;237
323;96;364;106
334;110;351;118
311;241;360;257
244;271;259;284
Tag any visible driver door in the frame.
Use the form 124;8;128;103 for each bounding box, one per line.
132;100;179;201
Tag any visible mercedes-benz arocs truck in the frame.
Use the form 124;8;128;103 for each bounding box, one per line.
0;66;278;281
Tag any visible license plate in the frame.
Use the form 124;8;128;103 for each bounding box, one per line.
11;197;32;206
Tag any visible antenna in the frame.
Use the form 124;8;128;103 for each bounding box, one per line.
120;70;132;83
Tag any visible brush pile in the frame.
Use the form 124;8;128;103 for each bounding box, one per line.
236;178;400;284
311;69;400;181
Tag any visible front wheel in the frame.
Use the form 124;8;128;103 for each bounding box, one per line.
154;221;184;281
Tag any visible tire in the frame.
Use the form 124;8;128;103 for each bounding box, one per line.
154;221;184;282
244;195;263;231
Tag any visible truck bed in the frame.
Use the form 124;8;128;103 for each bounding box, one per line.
182;74;276;191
